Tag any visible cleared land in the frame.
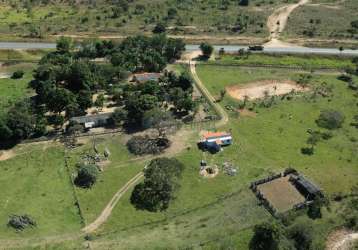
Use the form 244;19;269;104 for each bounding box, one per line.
257;176;306;212
226;80;307;100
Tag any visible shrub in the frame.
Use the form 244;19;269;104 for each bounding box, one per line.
249;222;281;250
301;147;314;155
287;223;313;250
337;74;352;82
153;23;166;34
8;214;36;231
127;135;171;155
74;164;99;188
316;110;345;130
11;70;24;79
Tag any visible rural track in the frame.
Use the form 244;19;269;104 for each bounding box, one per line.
265;0;309;47
82;171;144;234
189;60;229;128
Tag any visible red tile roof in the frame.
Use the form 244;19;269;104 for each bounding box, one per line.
203;132;231;139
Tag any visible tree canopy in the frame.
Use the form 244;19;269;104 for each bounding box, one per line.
130;157;184;211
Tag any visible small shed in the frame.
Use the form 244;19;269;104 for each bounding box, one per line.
201;132;232;152
70;113;112;129
132;73;161;84
290;175;323;200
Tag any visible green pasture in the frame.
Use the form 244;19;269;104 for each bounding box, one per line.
0;145;82;238
0;63;35;115
215;54;355;70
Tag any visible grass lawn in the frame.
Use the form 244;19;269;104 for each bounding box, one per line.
66;135;145;224
0;144;82;238
0;63;35;115
214;54;355;70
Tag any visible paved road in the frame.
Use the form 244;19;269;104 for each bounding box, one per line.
0;42;357;56
186;45;358;56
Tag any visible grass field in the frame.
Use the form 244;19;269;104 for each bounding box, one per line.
66;135;145;224
196;64;358;195
214;54;355;70
0;144;82;238
0;0;292;40
0;63;35;115
283;0;358;40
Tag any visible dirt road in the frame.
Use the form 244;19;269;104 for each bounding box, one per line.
189;60;229;128
82;172;144;234
267;0;309;40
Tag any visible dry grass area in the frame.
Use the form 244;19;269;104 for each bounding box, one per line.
257;176;305;213
226;80;307;100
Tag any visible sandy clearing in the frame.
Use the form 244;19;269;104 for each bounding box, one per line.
226;80;307;100
257;176;306;212
0;150;16;161
326;229;358;250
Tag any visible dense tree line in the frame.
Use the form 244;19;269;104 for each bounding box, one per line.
111;70;196;127
0;34;187;146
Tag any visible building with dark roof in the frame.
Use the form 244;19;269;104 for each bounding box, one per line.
290;175;322;200
70;113;112;129
132;73;161;84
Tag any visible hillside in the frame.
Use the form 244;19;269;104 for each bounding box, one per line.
0;0;321;43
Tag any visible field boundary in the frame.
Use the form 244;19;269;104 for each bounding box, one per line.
197;62;348;71
63;149;86;226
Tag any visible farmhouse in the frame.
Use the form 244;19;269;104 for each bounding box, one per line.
70;113;112;129
132;73;161;84
201;132;233;152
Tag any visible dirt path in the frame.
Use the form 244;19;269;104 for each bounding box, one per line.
189;60;229;128
327;230;358;250
82;172;144;234
265;0;309;47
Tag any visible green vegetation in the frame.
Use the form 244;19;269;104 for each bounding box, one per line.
131;157;184;212
215;53;355;70
0;63;34;115
0;145;82;237
284;0;358;41
0;0;292;40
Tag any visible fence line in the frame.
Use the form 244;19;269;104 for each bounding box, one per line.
63;149;86;227
199;62;347;71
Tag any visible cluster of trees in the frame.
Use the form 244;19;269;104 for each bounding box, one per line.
0;99;46;146
111;70;196;128
301;110;344;155
249;221;315;250
0;35;187;146
130;157;184;212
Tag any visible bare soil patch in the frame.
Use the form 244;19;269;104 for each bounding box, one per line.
239;109;257;117
0;150;16;161
257;176;305;212
200;165;219;178
326;229;358;250
226;80;307;100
